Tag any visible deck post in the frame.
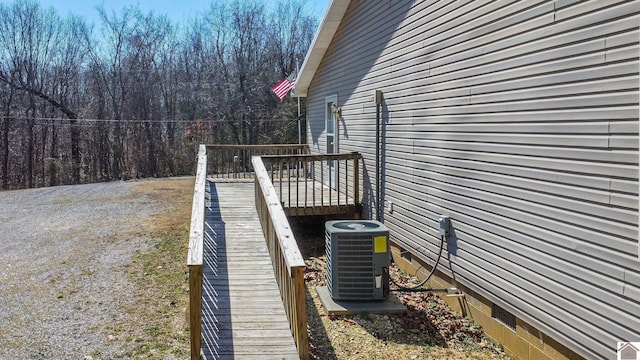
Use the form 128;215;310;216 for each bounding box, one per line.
188;265;203;360
293;266;309;359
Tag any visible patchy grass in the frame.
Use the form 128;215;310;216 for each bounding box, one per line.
119;177;194;359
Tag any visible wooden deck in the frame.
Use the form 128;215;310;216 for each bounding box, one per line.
200;180;299;360
203;177;360;217
274;178;359;217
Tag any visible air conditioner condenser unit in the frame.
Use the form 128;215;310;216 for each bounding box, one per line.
325;220;390;301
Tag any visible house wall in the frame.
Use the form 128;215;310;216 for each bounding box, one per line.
304;1;640;359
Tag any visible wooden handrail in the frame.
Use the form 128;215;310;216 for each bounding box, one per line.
188;144;208;266
260;152;360;163
253;156;309;360
187;144;207;360
205;144;309;151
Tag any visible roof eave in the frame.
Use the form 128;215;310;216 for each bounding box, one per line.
293;0;351;97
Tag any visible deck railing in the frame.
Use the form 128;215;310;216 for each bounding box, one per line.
206;144;309;179
260;152;363;217
187;145;207;360
253;156;309;359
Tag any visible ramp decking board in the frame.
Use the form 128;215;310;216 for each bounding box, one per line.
200;181;299;360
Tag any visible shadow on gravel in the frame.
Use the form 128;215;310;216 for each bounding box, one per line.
305;287;339;360
289;215;327;258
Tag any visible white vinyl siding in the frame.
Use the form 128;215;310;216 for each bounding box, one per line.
304;1;640;359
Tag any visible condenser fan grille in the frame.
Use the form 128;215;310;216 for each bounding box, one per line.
326;233;375;299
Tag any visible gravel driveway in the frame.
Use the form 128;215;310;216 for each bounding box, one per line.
0;181;170;359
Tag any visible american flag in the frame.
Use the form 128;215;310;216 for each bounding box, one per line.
271;73;296;101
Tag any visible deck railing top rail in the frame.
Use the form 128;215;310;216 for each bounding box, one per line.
187;144;207;266
253;156;306;271
260;152;363;217
253;156;308;359
205;144;309;152
259;151;360;162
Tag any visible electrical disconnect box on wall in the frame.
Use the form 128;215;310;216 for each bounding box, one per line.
374;90;383;105
439;215;450;237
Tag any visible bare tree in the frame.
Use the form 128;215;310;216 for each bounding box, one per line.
0;0;81;187
0;0;319;189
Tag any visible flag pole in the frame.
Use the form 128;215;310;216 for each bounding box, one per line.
297;60;301;144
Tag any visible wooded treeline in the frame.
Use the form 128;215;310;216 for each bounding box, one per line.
0;0;316;190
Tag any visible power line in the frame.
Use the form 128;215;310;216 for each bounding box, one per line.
0;116;299;124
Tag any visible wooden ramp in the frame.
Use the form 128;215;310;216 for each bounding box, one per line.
200;180;299;360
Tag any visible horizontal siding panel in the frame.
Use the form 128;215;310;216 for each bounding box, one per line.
455;225;640;315
344;4;637;101
390;158;619;205
409;92;637;116
373;0;493;71
623;282;640;302
625;269;640;287
383;75;636;111
554;0;637;22
411;165;637;226
397;138;637;164
449;257;609;359
555;0;584;9
454;237;639;339
418;2;555;68
384;171;636;277
452;206;628;283
606;30;638;48
428;10;585;72
609;135;638;148
425;185;640;269
467;63;635;98
394;122;609;134
469;77;637;105
610;193;638;209
386;181;624;288
431;31;604;79
403;149;614;190
413;133;611;148
410;144;638;179
413;175;638;258
606;44;639;62
381;107;638;125
610;179;638;195
509;8;638;53
390;168;635;274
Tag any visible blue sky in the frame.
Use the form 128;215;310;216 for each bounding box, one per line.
35;0;329;26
